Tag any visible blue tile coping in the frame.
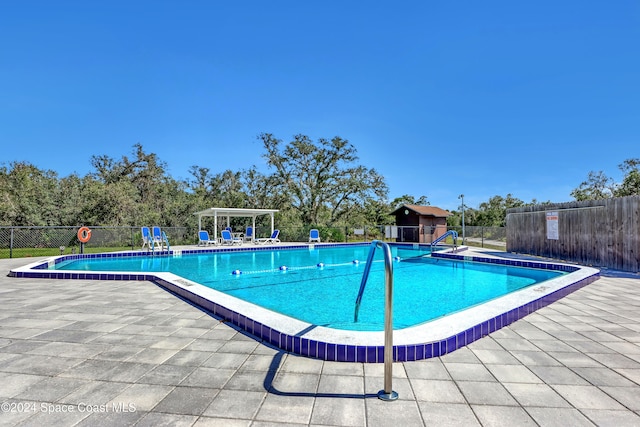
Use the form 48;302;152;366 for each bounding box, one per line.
9;244;599;363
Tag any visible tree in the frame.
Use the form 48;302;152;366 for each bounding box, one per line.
571;158;640;200
390;194;429;209
475;194;525;227
0;162;59;226
570;171;616;201
54;174;84;226
91;143;168;203
241;166;283;210
447;206;478;228
80;178;138;225
363;198;395;225
187;166;213;198
207;170;245;207
87;144;184;225
614;158;640;197
187;165;277;208
259;133;389;226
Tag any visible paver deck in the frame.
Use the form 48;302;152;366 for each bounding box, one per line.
1;249;639;426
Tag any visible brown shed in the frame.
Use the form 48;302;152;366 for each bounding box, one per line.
389;204;452;243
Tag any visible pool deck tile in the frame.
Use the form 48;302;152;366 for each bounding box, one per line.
1;249;640;426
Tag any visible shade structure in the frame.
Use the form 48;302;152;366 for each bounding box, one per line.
194;208;279;242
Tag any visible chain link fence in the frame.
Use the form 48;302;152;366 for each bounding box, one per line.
0;226;189;258
255;225;505;248
448;225;507;248
208;225;405;244
1;224;506;258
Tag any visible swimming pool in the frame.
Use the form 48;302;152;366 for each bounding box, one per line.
10;243;600;362
52;244;562;331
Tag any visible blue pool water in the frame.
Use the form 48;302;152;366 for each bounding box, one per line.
53;245;563;331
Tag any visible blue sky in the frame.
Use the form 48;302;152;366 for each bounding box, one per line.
2;1;638;212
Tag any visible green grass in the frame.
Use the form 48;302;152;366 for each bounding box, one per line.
462;240;507;251
0;246;134;259
435;236;507;251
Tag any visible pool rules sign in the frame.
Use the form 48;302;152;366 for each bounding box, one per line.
546;211;559;240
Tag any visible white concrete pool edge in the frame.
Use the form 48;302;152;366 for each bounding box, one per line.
394;264;599;345
154;263;600;347
10;253;600;348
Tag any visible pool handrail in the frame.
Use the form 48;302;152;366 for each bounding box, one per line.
353;240;398;401
431;229;458;251
353;242;379;323
162;231;170;252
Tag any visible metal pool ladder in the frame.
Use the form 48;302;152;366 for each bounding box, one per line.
430;229;458;252
354;240;398;401
150;232;171;254
162;231;171;252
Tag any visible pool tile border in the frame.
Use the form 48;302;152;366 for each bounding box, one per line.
9;244;599;363
155;263;598;363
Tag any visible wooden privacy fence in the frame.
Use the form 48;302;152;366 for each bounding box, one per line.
506;196;640;272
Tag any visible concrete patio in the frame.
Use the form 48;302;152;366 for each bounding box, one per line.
1;252;639;426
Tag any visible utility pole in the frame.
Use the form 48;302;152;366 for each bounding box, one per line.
459;194;465;244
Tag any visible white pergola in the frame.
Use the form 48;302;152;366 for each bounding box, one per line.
194;207;279;242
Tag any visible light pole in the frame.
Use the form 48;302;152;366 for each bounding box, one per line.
459;194;465;244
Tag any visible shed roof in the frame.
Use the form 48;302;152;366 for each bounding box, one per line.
390;204;451;217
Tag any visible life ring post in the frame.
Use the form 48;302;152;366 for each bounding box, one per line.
77;227;92;253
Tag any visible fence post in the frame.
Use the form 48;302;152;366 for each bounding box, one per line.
10;227;14;259
482;226;484;248
131;227;135;250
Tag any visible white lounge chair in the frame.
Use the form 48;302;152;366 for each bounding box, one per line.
221;229;242;245
309;229;321;243
244;226;254;242
152;226;165;250
198;230;217;246
141;226;152;250
256;229;280;245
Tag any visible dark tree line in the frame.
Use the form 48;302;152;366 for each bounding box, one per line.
570;159;640;201
446;158;640;228
0;137;393;230
2;136;638;229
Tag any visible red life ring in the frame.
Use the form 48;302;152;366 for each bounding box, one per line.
77;227;92;243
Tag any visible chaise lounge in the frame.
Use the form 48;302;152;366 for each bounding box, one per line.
256;229;280;245
198;230;217;246
141;226;152;250
309;229;321;243
221;229;243;245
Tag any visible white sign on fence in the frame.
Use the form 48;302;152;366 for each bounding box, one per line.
385;226;398;239
546;211;559;240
